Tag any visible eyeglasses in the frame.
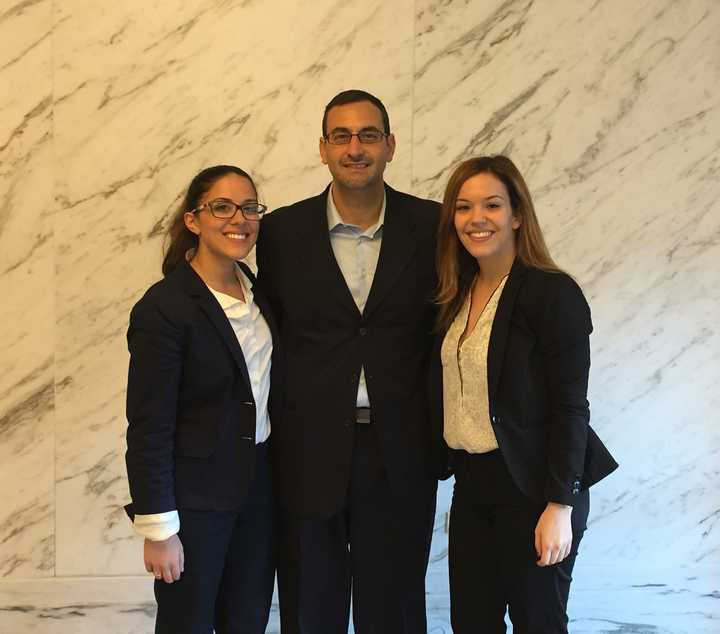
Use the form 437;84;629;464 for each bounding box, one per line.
324;129;387;145
191;198;267;221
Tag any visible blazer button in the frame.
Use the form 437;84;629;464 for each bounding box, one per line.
359;327;367;336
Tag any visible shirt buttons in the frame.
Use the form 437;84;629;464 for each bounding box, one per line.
359;327;367;336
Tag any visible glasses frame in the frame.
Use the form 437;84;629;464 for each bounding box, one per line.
323;129;388;145
190;198;267;221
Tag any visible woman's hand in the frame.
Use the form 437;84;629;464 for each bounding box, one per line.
144;534;184;583
534;502;573;567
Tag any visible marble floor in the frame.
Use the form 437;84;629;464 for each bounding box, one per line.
1;570;717;633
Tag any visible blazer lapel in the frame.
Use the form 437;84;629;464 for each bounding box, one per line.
304;188;362;317
242;263;280;345
363;185;417;319
487;257;528;402
176;261;252;390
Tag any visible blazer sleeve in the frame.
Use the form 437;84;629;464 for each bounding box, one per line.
255;218;283;325
537;274;593;505
125;294;184;515
427;332;453;480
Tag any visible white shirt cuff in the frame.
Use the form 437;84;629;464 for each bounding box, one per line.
133;511;180;541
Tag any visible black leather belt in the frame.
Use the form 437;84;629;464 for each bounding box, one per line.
355;407;372;424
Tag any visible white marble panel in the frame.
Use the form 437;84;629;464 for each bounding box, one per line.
0;577;158;634
1;568;716;633
0;0;55;579
1;0;719;630
414;0;720;589
51;0;417;576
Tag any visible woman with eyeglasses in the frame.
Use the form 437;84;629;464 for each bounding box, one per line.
124;165;280;634
430;155;617;633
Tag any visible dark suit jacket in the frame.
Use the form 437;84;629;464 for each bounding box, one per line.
256;184;440;517
125;259;281;517
429;258;618;505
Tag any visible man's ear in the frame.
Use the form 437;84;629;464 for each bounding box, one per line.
319;137;328;165
385;133;396;163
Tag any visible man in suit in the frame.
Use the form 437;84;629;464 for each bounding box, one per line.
256;90;440;634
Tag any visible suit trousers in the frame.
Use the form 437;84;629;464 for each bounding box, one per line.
154;442;276;634
448;449;589;634
277;424;437;634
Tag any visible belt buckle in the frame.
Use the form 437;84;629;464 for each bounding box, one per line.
356;407;371;424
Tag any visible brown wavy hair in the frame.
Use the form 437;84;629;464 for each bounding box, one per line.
162;165;256;276
436;155;560;330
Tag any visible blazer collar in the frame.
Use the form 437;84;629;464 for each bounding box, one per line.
173;259;252;390
306;183;418;319
486;257;529;402
305;185;361;316
363;184;417;319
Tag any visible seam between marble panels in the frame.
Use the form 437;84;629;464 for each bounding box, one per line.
410;0;416;188
51;0;58;581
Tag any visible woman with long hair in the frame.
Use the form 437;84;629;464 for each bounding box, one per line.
125;165;280;634
433;155;617;633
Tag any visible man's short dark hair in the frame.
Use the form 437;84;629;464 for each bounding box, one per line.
322;90;390;137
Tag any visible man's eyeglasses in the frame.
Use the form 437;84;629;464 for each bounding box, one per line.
190;198;267;221
324;129;387;145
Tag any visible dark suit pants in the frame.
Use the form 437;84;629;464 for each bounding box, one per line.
448;450;589;634
278;424;437;634
154;443;276;634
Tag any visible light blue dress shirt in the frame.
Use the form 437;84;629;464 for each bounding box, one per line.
326;186;386;407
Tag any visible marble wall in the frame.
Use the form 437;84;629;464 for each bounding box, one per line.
1;1;718;632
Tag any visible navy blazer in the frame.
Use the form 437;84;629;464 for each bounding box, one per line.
256;184;440;517
430;258;618;505
125;259;281;517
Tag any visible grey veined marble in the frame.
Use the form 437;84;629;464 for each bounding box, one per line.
1;575;717;634
1;0;719;632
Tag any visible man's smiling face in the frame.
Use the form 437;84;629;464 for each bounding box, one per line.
319;100;395;192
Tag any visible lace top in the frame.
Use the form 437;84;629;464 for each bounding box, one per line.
441;276;507;453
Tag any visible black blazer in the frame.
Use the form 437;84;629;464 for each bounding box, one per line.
429;258;618;505
125;259;282;517
256;184;440;517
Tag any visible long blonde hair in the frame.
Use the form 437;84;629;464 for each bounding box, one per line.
436;155;560;330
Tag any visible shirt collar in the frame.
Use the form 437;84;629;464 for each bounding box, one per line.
208;263;253;310
185;248;253;310
326;184;386;239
